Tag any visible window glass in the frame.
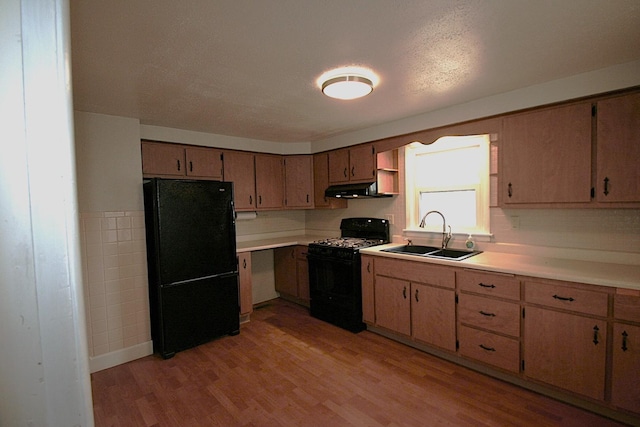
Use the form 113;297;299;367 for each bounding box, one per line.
406;135;490;235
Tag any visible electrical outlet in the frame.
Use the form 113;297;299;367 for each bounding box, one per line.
385;214;394;225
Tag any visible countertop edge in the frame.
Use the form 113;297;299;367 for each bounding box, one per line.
361;244;640;291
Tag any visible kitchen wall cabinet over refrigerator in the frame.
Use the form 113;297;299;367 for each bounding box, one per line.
143;179;240;359
142;141;223;179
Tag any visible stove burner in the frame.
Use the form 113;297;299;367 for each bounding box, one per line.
311;237;385;249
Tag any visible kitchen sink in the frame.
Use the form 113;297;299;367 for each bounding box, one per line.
381;245;440;255
425;249;481;260
381;245;481;261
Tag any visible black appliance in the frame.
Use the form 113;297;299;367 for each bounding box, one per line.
307;217;390;332
143;178;240;359
324;182;393;199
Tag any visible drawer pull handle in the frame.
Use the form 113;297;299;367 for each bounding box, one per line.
479;344;496;352
593;325;600;345
552;294;575;302
622;330;628;352
478;283;495;289
402;286;407;299
479;311;496;317
415;289;419;302
366;262;371;273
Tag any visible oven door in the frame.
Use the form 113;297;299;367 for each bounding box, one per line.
306;251;365;332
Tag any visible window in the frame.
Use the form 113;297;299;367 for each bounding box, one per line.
405;135;490;237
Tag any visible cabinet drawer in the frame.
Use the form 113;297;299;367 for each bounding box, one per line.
524;281;608;317
458;325;520;373
614;289;640;323
458;294;520;337
375;257;455;289
457;270;520;300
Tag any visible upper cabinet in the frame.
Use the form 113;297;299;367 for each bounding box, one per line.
254;154;284;210
142;141;223;180
283;155;314;209
328;143;376;184
501;102;593;205
595;92;640;203
501;90;640;208
222;150;256;211
313;153;347;209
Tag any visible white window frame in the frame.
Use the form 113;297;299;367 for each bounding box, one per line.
404;135;491;240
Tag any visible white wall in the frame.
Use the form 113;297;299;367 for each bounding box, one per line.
0;0;93;425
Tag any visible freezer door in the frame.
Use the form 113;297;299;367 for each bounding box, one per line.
152;273;240;358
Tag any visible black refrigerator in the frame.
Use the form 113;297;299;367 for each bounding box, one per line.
143;178;240;359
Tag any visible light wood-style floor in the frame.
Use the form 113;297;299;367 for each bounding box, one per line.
92;299;626;426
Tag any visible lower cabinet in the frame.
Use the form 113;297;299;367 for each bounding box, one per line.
364;254;640;423
274;246;310;306
611;291;640;414
523;306;607;401
238;252;253;317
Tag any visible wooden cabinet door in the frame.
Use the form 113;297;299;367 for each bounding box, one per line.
141;141;185;176
502;102;592;205
349;144;376;183
523;307;606;400
313;153;347;209
411;283;456;351
185;147;223;179
361;255;375;324
611;323;640;414
274;247;297;297
328;149;350;184
255;154;284;210
374;276;410;336
295;246;309;303
596;92;640;203
238;252;252;316
284;155;313;209
223;151;256;211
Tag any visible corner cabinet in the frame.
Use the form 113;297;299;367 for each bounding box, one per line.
222;150;256;211
313;153;347;209
274;246;310;307
328;144;376;184
283;155;314;209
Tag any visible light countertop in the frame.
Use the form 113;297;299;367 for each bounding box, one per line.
235;234;329;253
361;243;640;291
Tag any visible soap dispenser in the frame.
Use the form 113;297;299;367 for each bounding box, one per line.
465;234;475;250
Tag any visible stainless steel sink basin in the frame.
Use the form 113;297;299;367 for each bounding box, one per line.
381;245;440;255
425;249;481;260
381;245;481;261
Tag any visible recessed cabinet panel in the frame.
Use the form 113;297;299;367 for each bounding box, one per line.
524;306;606;401
596;92;640;203
502;102;592;204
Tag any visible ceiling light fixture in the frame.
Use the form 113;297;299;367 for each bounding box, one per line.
321;74;374;100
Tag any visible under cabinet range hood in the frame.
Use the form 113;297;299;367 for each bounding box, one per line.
324;182;392;199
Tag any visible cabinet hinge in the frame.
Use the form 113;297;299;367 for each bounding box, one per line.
591;104;597;117
456;340;459;350
590;187;595;198
521;360;525;371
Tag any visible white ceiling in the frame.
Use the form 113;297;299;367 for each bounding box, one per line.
70;1;640;143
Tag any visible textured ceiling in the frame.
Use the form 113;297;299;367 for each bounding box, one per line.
70;1;640;143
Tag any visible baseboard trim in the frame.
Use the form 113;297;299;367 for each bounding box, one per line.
89;341;153;373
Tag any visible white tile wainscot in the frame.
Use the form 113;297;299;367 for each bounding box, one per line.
79;211;152;372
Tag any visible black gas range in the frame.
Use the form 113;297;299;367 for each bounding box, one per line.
307;218;390;332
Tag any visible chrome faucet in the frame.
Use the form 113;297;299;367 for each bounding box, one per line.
419;210;452;249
